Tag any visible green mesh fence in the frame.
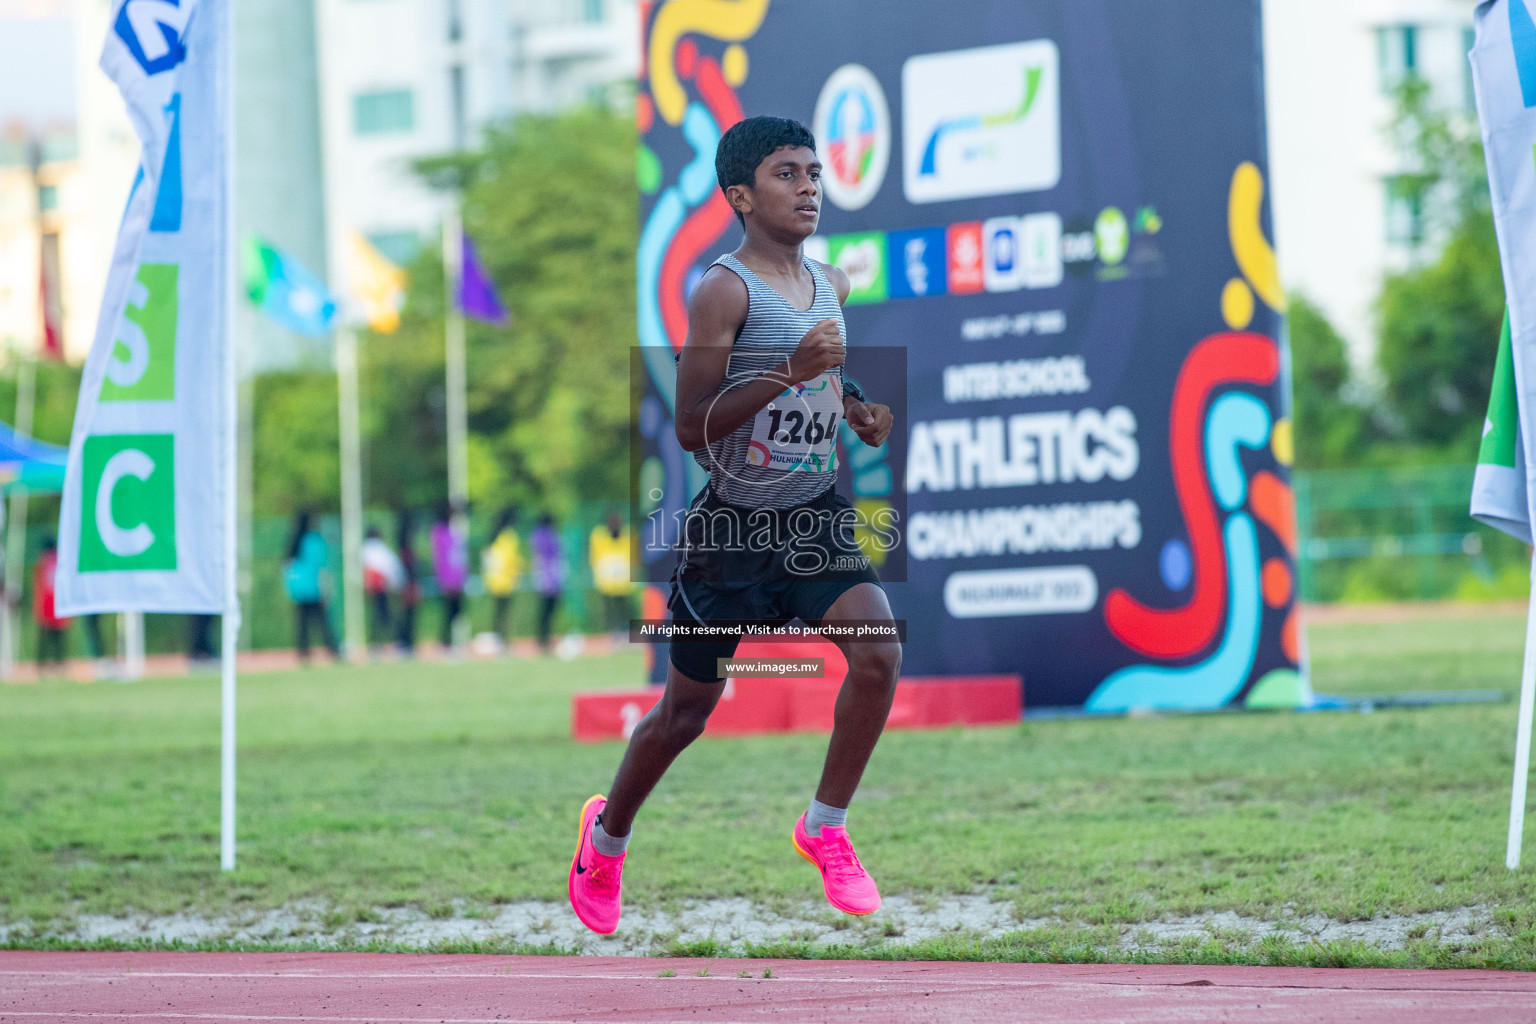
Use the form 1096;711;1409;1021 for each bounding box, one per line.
1295;464;1528;603
3;467;1523;660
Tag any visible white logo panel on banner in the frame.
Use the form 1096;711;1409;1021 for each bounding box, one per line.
901;39;1061;204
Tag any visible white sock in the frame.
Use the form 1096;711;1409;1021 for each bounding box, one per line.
592;815;630;857
805;798;847;837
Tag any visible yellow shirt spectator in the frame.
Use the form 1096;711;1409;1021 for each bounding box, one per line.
590;525;634;597
482;529;524;597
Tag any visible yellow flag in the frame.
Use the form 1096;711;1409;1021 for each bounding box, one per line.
345;230;407;333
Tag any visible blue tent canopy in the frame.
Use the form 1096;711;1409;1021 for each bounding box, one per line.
0;421;66;494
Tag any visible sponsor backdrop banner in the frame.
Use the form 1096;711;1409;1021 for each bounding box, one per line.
57;0;229;614
636;0;1303;710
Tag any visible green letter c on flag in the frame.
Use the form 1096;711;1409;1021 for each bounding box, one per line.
80;434;177;572
96;449;156;557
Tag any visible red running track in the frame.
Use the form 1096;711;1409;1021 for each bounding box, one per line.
2;951;1535;1023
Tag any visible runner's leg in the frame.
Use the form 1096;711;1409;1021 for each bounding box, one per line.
598;661;728;837
810;582;901;808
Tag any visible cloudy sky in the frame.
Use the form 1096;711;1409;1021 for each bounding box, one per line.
0;2;77;133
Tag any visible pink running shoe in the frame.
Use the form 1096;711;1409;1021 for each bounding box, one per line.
792;813;881;916
568;794;625;934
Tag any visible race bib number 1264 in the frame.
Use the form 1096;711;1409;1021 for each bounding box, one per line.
746;372;842;473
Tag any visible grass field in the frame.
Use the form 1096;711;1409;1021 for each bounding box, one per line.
2;608;1535;967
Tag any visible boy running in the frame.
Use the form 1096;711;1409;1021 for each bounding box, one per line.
568;116;900;934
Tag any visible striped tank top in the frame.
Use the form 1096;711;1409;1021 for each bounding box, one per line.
692;253;845;509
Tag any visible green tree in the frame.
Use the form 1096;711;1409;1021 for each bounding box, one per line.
252;370;339;516
0;357;85;553
1375;77;1503;456
361;108;638;519
1288;295;1374;470
0;356;83;447
1376;209;1503;453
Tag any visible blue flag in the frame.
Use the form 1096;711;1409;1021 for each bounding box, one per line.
243;236;338;336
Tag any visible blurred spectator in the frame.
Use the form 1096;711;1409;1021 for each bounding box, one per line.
361;525;404;654
590;511;635;644
431;501;469;657
284;509;340;663
482;507;523;650
83;615;110;677
531;513;565;654
32;537;67;674
395;511;420;657
188;614;217;670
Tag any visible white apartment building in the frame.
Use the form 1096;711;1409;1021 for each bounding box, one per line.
507;0;639;114
314;0;638;288
1265;0;1480;369
0;133;97;364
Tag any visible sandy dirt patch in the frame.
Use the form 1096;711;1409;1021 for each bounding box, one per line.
0;896;1503;956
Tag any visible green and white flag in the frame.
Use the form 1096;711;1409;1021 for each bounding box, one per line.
56;0;232;614
1472;1;1536;541
1473;312;1528;542
1471;0;1536;871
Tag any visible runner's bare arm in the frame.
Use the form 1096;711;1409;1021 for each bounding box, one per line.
818;262;853;306
674;266;846;451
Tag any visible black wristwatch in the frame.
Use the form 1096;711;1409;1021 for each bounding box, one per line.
842;376;866;403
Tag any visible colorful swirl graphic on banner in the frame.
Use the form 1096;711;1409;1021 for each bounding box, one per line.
1088;163;1302;712
635;0;767;583
637;0;766;412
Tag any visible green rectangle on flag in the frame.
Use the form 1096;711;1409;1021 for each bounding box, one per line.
79;434;177;572
1480;310;1518;469
100;263;178;403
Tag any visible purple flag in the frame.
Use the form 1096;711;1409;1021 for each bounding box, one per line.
459;232;509;325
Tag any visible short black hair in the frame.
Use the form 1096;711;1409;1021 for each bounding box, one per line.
716;116;816;225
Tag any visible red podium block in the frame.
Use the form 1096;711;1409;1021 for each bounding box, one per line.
905;675;1025;726
572;690;663;742
783;675;1022;732
701;677;793;734
573;673;1023;742
783;678;843;732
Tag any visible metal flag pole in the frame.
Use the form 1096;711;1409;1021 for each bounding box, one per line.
1508;552;1536;869
336;325;366;659
442;208;470;653
237;305;256;652
443;207;469;513
219;0;240;872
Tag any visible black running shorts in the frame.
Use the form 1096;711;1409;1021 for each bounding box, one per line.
666;484;883;683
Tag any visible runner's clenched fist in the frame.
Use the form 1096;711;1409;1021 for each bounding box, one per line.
788;318;845;382
844;398;893;447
